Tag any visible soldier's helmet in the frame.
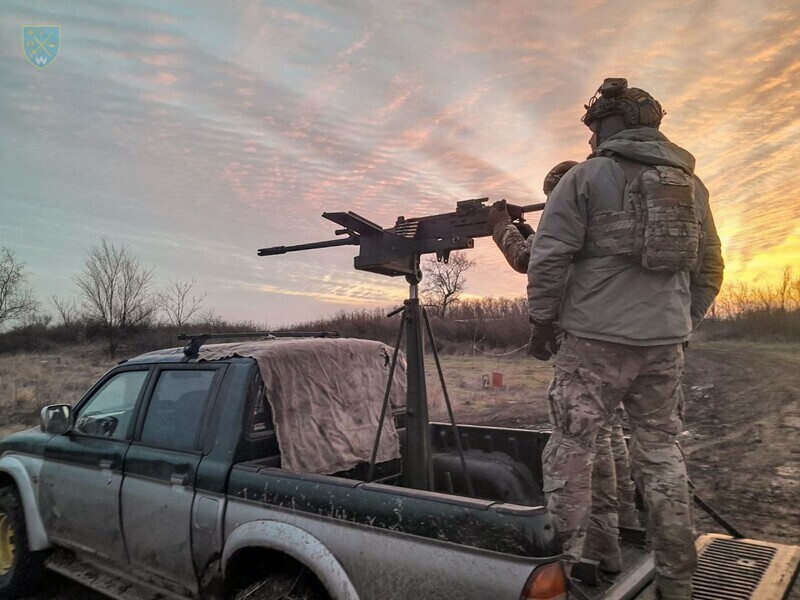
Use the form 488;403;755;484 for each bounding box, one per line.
582;78;665;129
543;160;579;195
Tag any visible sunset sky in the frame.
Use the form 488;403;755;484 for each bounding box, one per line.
1;0;799;325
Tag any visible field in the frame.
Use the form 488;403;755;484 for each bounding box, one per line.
1;341;798;598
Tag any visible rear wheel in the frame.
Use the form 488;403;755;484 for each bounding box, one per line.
0;486;44;598
234;570;326;600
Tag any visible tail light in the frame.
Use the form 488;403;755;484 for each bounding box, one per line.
520;562;568;600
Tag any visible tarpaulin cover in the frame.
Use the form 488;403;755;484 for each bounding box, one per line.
199;338;405;475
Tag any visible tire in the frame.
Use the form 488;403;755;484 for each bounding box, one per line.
0;486;44;599
235;571;326;600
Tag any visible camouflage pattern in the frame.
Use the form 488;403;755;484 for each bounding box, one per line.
580;159;701;274
583;424;621;572
542;333;695;597
491;222;531;274
583;412;639;572
611;409;640;528
543;160;579;195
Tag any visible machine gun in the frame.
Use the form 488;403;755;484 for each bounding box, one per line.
257;197;544;277
258;197;545;493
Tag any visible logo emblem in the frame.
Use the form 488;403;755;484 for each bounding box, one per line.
23;26;59;69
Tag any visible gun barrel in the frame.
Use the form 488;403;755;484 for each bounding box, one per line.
520;202;546;212
257;236;359;256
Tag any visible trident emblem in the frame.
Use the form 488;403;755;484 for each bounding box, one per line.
23;26;59;69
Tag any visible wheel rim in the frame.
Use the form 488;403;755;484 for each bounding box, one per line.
0;512;15;576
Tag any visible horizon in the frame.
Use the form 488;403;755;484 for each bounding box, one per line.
2;1;799;326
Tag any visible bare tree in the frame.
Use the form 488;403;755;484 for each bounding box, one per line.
197;308;225;329
157;278;207;327
421;252;476;318
777;266;793;312
0;247;40;330
50;295;81;326
75;239;155;356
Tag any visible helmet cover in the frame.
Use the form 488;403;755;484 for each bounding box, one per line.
543;160;579;195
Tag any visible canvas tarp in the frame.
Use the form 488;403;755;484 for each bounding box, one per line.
199;338;406;475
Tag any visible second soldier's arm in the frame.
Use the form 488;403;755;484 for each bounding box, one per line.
492;223;532;274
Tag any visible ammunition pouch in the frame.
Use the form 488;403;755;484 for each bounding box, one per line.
578;157;700;272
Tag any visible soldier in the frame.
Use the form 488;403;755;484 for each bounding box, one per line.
487;162;640;577
526;79;724;600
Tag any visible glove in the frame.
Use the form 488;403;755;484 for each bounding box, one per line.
514;222;535;239
528;321;561;361
487;200;511;234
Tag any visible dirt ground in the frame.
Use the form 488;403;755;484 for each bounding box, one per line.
4;341;799;598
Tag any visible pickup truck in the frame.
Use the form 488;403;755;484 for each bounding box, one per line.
0;337;796;600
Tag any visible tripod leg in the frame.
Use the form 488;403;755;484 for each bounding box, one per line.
422;307;475;497
367;308;406;483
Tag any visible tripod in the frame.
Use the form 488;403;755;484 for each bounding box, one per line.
367;258;474;496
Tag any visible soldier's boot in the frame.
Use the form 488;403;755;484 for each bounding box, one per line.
583;513;622;574
655;577;692;600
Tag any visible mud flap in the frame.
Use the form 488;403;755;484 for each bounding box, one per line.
691;534;799;599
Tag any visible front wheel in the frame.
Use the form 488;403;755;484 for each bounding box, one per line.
0;486;44;599
235;571;326;600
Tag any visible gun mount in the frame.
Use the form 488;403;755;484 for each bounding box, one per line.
258;197;545;492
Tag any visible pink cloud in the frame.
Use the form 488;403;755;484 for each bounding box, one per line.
155;71;177;85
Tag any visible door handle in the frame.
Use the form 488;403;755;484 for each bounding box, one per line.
170;473;189;486
99;459;113;470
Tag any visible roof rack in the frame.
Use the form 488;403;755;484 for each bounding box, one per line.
177;331;340;357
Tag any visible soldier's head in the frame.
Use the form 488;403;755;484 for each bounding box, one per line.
582;78;664;149
543;160;579;196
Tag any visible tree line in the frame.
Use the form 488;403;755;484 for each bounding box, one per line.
2;241;799;357
1;241;209;356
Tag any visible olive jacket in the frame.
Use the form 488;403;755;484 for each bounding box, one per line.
527;128;724;346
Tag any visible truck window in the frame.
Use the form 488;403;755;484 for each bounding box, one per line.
248;380;273;437
139;370;216;452
74;370;148;439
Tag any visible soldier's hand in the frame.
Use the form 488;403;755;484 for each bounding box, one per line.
528;321;561;361
487;200;511;234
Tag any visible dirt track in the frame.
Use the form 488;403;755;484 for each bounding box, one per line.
13;342;800;598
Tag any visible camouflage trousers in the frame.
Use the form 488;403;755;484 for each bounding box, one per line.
542;334;696;596
583;410;639;573
610;410;639;529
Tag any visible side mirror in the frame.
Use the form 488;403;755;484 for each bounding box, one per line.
40;404;72;435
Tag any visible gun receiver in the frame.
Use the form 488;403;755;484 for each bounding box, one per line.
257;198;544;277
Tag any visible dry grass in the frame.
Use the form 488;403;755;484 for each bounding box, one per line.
0;345;555;438
425;352;553;428
0;344;114;437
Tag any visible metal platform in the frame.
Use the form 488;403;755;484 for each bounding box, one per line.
692;534;800;599
633;534;799;600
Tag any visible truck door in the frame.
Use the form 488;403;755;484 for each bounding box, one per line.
40;367;150;562
120;364;225;594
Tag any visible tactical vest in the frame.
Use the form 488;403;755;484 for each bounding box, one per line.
580;157;700;272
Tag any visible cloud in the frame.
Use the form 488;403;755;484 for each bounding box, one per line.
2;0;799;324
